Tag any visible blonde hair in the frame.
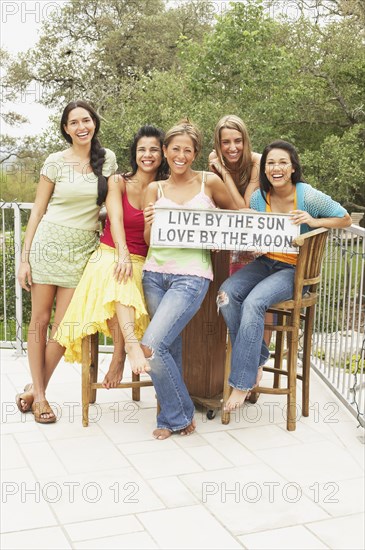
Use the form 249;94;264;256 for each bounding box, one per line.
164;118;202;156
213;115;253;195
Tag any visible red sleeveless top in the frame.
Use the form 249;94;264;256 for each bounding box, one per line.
100;191;148;257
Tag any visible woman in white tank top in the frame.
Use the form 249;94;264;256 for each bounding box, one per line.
142;119;240;440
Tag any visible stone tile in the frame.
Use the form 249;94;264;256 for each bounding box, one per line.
255;441;363;486
302;478;364;517
98;406;158;444
14;430;47;444
50;435;129;474
201;431;259;467
21;441;68;478
229;424;300;451
0;527;71;549
138;505;242;549
148;476;198;508
0;527;72;549
324;418;365;467
173;432;209;448
42;418;104;441
120;438;179;455
181;465;329;535
1;468;57;532
48;468;164;524
74;531;158;549
184;445;232;470
131;448;202;479
280;419;330;444
1;400;33;425
0;415;40;434
1;435;27;469
238;525;328;549
64;514;143;541
1;348;362;550
0;350;30;374
1;374;17;403
307;513;364;549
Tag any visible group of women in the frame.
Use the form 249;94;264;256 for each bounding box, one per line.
16;101;351;437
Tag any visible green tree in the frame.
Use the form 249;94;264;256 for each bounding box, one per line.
178;1;365;206
3;0;364;208
5;0;214;110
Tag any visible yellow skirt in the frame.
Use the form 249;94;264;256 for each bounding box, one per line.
55;244;149;363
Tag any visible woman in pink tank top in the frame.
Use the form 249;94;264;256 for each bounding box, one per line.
55;125;168;381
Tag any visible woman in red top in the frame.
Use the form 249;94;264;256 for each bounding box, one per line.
55;125;168;381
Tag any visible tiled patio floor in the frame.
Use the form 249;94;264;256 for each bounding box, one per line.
1;348;364;549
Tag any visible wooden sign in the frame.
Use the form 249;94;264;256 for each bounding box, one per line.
151;207;300;254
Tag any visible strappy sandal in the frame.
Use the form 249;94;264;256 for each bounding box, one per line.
15;383;34;413
31;400;56;424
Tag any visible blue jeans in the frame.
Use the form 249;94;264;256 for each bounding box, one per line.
218;256;295;391
142;271;210;431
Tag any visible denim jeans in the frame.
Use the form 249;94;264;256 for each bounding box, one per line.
142;271;210;431
218;256;295;391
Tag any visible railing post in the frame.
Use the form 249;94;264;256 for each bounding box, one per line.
13;203;24;356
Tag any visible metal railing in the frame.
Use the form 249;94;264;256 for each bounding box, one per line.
311;225;364;426
1;202;364;424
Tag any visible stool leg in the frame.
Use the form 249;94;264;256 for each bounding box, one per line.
81;336;91;427
132;372;140;401
221;333;232;425
90;332;99;404
273;312;285;388
286;312;300;431
302;306;314;417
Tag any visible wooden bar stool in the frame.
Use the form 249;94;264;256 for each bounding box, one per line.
222;227;329;431
81;333;154;427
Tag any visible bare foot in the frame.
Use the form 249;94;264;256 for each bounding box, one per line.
102;361;124;389
16;383;34;412
224;388;248;412
180;417;196;436
125;343;151;375
153;428;172;440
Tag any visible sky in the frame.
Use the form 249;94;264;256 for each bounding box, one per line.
1;1;66;138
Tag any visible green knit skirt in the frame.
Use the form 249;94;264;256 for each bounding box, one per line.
29;220;98;288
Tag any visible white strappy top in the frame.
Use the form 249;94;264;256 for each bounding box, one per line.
143;172;216;280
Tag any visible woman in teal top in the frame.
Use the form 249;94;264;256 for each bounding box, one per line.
16;100;117;423
218;140;352;413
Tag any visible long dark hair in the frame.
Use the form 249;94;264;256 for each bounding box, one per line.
60;100;107;205
259;140;303;200
128;125;168;180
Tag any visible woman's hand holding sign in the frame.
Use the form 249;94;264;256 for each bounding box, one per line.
144;203;155;226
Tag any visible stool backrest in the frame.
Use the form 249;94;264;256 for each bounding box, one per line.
292;228;329;302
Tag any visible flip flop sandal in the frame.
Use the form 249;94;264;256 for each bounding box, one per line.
31;400;56;424
15;383;34;413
